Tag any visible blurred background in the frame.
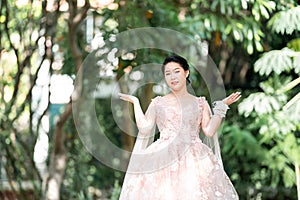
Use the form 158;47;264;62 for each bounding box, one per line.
0;0;300;199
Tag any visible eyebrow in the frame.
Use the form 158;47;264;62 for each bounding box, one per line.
165;67;180;72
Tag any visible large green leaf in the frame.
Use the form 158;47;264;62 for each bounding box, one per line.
238;92;281;117
279;134;300;164
268;6;300;34
294;54;300;73
263;145;296;188
222;124;264;160
282;167;296;188
254;48;296;75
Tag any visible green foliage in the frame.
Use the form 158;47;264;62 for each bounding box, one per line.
222;124;264;159
181;0;277;54
238;3;300;188
287;39;300;73
239;92;278;116
238;96;299;193
0;0;45;198
288;38;300;51
254;48;297;75
221;123;268;198
268;6;300;34
95;99;123;148
110;180;121;200
238;45;300;196
106;0;180;31
61;112;124;199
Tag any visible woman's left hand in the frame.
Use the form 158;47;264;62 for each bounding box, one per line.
222;92;241;106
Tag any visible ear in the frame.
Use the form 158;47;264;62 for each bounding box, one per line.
185;70;190;78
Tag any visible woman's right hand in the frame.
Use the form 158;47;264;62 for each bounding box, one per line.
118;93;139;104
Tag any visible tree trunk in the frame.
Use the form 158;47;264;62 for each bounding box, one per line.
43;1;89;199
43;104;71;200
140;83;154;112
118;78;135;152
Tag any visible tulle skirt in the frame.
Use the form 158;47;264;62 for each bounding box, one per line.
119;138;238;200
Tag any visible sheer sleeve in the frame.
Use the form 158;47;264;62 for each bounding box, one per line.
201;97;211;130
132;97;158;151
198;97;224;169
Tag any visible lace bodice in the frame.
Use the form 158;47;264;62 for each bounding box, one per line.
152;96;205;141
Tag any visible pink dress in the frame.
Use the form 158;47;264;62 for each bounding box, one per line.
119;96;239;200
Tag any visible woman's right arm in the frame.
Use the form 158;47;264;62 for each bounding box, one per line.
119;93;156;135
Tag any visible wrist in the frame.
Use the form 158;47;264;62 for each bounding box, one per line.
133;98;139;105
221;99;230;106
212;101;229;118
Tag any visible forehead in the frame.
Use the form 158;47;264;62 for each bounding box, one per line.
164;62;182;71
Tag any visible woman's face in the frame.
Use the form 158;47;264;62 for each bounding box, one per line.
164;62;189;91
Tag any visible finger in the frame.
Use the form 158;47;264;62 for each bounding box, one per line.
227;92;241;103
119;94;126;99
119;97;126;101
235;92;241;98
233;92;240;96
232;95;239;101
232;92;241;99
119;94;129;99
120;97;130;102
229;94;236;100
118;93;129;97
119;95;128;99
230;93;237;98
233;94;242;102
235;92;241;96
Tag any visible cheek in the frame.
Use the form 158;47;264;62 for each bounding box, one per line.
165;76;172;84
176;73;186;80
164;74;171;80
163;75;168;81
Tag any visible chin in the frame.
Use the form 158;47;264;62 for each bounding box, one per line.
167;82;184;91
171;86;183;91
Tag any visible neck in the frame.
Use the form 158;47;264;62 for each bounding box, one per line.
171;88;189;97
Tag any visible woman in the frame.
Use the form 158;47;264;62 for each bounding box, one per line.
118;55;240;199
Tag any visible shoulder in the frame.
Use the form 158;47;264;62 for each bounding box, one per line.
194;95;207;102
194;96;211;110
152;95;163;100
150;94;173;106
150;95;163;105
152;93;172;101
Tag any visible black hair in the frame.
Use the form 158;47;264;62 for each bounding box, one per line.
162;55;191;84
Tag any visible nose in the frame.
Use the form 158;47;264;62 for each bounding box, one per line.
170;72;175;79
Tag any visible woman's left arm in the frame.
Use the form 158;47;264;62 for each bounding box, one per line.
201;92;241;137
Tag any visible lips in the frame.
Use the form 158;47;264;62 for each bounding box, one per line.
171;81;178;85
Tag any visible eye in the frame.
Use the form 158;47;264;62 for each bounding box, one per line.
165;72;170;76
175;70;180;73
